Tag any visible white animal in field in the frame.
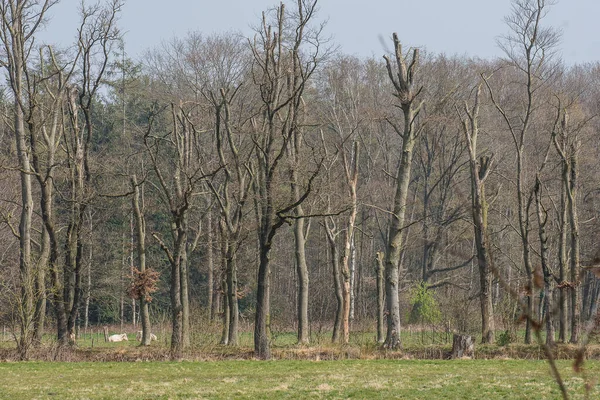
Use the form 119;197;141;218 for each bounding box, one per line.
108;333;128;342
135;331;157;342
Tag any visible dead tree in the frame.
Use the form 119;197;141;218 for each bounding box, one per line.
382;33;424;349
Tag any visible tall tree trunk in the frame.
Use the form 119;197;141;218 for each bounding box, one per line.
132;175;152;346
325;220;343;343
382;33;422;349
219;224;229;345
33;227;49;345
558;186;568;343
255;238;272;359
14;38;35;360
207;209;214;321
534;177;554;346
349;234;357;321
226;246;239;346
516;150;534;345
170;254;183;356
376;252;385;344
180;234;190;348
476;162;495;344
220;272;230;345
130;215;136;327
460;87;494;344
568;146;580;344
340;141;359;344
294;207;310;345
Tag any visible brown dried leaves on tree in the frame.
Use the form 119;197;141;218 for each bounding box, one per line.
127;268;160;302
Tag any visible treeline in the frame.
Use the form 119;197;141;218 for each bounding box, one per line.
0;0;599;360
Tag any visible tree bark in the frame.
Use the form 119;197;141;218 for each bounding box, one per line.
132;175;152;346
382;33;422;349
207;209;214;321
460;86;495;344
558;185;568;342
226;244;239;346
534;177;555;346
325;219;343;343
294;208;310;345
568;146;580;344
255;236;273;359
339;141;359;344
376;252;385;344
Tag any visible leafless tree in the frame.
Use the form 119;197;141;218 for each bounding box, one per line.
382;33;424;349
460;83;495;343
0;0;58;358
249;0;326;359
486;0;561;344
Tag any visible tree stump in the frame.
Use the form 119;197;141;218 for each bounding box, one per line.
451;334;474;359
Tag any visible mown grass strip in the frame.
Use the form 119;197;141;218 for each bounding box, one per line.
0;359;598;399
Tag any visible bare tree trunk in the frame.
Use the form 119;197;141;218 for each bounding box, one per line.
325;219;343;343
255;239;272;359
535;176;554;346
130;215;136;328
180;234;190;348
376;252;385;344
226;246;239;346
33;227;49;345
219;225;229;345
207;209;214;320
383;33;423;349
568;146;580;344
170;253;183;357
84;238;91;332
349;234;357;322
460;86;495;344
340;141;359;344
132;175;152;346
558;187;568;342
15;23;35;359
294;208;310;344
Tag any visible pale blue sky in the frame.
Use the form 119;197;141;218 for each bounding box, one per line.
41;0;599;64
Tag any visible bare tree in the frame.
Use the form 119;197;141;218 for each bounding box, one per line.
460;84;496;344
58;0;122;345
130;174;152;346
249;0;325;359
29;45;77;345
486;0;560;344
205;87;254;346
0;0;57;358
144;102;205;356
552;106;583;344
382;33;424;349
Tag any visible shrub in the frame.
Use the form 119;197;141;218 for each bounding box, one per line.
497;330;516;347
408;282;441;325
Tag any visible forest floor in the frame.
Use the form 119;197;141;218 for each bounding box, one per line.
0;359;598;399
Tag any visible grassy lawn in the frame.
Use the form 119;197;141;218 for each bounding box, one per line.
0;359;598;399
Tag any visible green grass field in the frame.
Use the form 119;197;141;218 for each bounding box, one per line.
0;359;597;399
